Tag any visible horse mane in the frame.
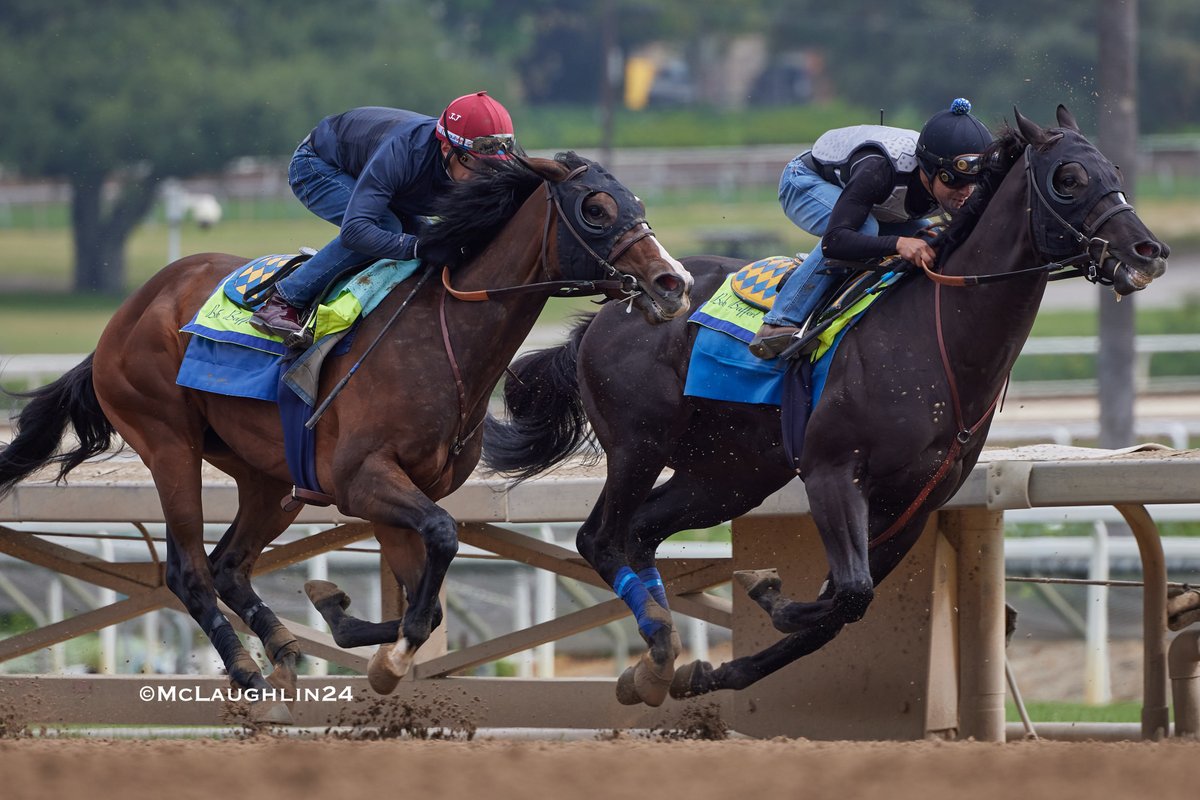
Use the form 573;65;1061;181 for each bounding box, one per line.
419;151;589;269
934;125;1028;266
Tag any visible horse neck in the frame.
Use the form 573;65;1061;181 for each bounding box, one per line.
934;159;1050;406
439;184;559;392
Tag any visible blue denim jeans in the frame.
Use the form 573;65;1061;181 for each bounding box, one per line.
273;142;405;308
763;155;924;327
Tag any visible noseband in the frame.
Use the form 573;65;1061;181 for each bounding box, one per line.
1022;142;1134;285
442;162;653;302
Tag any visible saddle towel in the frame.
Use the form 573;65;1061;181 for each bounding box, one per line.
684;260;905;406
178;256;422;402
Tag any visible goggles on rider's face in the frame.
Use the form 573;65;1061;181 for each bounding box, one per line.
466;134;515;157
437;118;516;159
935;153;984;188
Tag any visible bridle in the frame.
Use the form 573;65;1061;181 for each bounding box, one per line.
438;161;657;457
870;137;1135;551
307;162;660;461
919;142;1134;289
441;163;654;303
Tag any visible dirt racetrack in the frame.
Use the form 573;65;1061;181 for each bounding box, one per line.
2;736;1197;800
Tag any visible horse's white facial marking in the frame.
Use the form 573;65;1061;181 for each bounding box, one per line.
652;236;691;281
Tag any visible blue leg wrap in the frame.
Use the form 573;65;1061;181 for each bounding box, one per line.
613;566;662;637
637;567;669;609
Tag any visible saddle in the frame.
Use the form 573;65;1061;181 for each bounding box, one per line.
226;248;316;309
732;253;911;360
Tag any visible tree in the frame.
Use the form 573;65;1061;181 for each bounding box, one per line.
435;0;769;104
0;1;509;294
758;0;1200;134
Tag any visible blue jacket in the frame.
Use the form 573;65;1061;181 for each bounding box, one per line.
308;106;452;260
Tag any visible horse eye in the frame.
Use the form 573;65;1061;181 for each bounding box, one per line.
1053;164;1089;199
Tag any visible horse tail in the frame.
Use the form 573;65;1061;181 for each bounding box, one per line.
482;314;599;483
0;353;116;499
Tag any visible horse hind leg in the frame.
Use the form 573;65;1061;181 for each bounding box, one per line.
163;525;285;704
206;473;307;696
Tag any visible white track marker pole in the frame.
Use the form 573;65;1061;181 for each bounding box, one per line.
1085;520;1113;705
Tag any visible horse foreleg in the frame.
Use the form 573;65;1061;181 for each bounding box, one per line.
305;580;402;648
678;507;934;698
340;462;458;695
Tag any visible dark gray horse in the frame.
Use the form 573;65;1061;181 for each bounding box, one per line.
482;107;1170;705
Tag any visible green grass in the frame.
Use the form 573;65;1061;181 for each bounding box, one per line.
1007;700;1143;723
0;187;1195;354
519;102;906;150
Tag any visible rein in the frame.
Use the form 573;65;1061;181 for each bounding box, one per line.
918;144;1132;289
438;162;653;454
868;279;1002;551
870;143;1126;550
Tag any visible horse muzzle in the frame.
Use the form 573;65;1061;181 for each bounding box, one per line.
623;249;693;322
1108;239;1169;296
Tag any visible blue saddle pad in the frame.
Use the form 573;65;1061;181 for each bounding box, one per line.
685;326;789;405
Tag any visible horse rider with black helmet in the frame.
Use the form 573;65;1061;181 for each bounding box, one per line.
749;98;995;359
251;91;518;349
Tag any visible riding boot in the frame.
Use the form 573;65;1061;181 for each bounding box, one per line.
249;295;314;350
748;322;802;360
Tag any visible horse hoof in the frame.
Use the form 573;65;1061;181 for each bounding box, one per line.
632;651;673;708
615;666;642;705
367;643;402;695
734;568;782;600
267;661;298;696
249;701;294;726
367;639;415;695
304;579;351;610
669;659;712;700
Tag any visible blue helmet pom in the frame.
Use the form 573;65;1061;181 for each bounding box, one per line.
950;98;972;115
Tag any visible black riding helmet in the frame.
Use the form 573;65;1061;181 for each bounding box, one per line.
916;98;994;187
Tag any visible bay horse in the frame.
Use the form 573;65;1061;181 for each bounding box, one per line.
0;152;692;711
482;107;1169;705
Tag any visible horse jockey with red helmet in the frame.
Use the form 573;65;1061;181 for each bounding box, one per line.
750;98;994;359
252;91;517;348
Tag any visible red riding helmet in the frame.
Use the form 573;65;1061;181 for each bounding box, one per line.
435;91;516;159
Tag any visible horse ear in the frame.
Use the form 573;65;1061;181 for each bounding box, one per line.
1014;107;1048;146
1056;104;1081;132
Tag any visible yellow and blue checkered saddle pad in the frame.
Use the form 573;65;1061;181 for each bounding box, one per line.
223;253;304;309
729;255;804;311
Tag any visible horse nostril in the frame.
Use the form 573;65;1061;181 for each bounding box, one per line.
1135;241;1162;259
655;274;682;295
